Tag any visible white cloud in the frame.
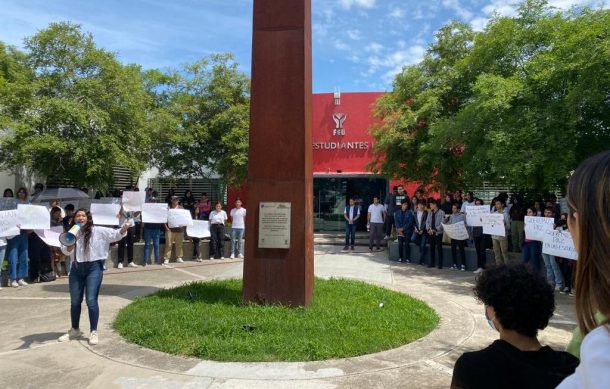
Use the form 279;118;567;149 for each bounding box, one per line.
339;0;377;10
346;29;362;40
334;39;351;51
442;0;474;20
365;42;384;53
470;17;489;31
389;7;405;18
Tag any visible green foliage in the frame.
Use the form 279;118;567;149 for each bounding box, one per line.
150;54;250;187
370;1;610;193
113;278;438;362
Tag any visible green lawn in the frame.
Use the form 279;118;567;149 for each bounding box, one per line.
113;278;439;362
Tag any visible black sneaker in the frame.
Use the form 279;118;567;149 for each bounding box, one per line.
342;246;349;251
369;247;373;251
350;246;355;250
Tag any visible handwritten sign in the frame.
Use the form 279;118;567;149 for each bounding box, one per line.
187;220;211;238
259;202;291;249
524;216;555;241
0;209;20;237
142;203;168;224
168;209;193;228
442;221;469;240
481;213;506;237
17;204;50;230
465;205;489;227
90;203;121;226
121;191;146;212
542;230;577;260
34;226;64;248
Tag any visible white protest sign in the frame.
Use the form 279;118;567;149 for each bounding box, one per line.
524;216;555;241
142;203;168;224
542;230;578;260
187;220;211;238
98;197;122;204
0;209;20;237
90;203;121;226
167;209;193;228
465;205;489;227
121;191;146;212
17;204;50;230
481;213;506;236
34;226;64;248
442;221;469;240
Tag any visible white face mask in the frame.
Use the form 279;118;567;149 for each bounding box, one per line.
485;307;498;332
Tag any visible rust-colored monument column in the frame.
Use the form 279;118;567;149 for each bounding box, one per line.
243;0;314;307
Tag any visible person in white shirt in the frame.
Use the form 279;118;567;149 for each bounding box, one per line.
209;202;228;259
229;199;246;259
367;195;386;251
558;151;610;388
58;209;130;345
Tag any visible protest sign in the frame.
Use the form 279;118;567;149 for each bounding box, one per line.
524;216;555;241
168;209;193;228
481;213;506;236
0;198;18;211
97;197;122;204
187;220;211;238
34;226;64;248
0;209;20;237
465;205;489;227
90;203;121;226
142;203;168;224
442;221;469;240
17;204;50;230
121;191;146;212
542;230;578;260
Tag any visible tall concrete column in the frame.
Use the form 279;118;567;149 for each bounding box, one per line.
243;0;314;306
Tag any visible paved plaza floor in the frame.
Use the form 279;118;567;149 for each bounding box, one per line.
0;246;577;388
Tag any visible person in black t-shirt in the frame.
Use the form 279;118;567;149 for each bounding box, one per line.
451;264;579;389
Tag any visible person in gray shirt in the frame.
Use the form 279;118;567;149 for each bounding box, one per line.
425;199;445;269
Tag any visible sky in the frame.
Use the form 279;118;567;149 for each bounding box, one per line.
0;0;607;92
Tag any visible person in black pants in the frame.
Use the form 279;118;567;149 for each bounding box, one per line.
28;232;52;282
394;200;414;262
208;202;228;259
425;199;445;269
470;198;487;274
117;209;139;268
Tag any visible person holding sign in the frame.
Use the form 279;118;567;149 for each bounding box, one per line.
471;199;487;274
209;202;228;259
558;151;610;388
448;204;468;271
117;207;140;269
394;199;414;263
541;207;564;291
491;199;511;265
164;196;185;264
58;209;130;345
6;187;30;288
425;199;445;269
522;207;543;274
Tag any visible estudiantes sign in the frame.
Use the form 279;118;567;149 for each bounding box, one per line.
312;113;370;150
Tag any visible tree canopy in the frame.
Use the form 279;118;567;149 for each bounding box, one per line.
369;0;610;194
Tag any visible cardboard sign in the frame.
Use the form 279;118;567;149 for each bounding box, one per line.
0;209;20;238
442;221;469;240
481;213;506;237
167;209;193;228
17;204;50;230
34;226;64;248
142;203;168;224
121;191;146;212
524;216;555;241
542;230;578;260
465;205;489;227
187;220;211;238
90;203;121;226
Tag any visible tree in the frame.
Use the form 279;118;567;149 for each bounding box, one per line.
369;0;610;194
151;53;250;187
0;22;152;190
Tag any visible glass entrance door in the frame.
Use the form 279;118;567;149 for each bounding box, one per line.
314;176;387;232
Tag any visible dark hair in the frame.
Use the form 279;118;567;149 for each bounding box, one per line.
474;264;555;337
65;204;75;211
474;198;484;205
34;183;44;190
73;209;93;252
17;187;28;197
526;206;536;215
373;195;379;200
428;198;438;206
400;199;410;208
50;206;62;215
184;190;192;197
3;188;13;197
544;206;556;215
494;198;506;207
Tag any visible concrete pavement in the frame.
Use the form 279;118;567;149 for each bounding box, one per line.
0;246;577;388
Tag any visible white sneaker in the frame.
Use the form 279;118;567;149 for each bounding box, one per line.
196;258;203;262
58;328;83;342
238;254;244;259
117;263;123;269
230;254;235;259
163;259;169;265
10;280;19;288
473;267;483;274
176;258;184;263
18;279;28;286
220;256;225;259
128;262;139;268
89;331;98;345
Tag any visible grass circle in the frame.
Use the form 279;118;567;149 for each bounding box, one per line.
113;278;439;362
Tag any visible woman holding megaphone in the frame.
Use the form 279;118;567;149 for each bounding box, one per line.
58;209;131;345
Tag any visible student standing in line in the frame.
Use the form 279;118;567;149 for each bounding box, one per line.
7;187;30;287
491;199;511;265
58;209;130;345
383;186;399;240
541;206;564;291
471;199;487;274
522;207;543;274
229;199;246;259
448;204;467;271
426;199;445;269
343;197;360;251
142;193;164;266
209;202;228;259
117;207;139;269
412;200;429;265
394;199;414;263
163;196;185;264
367;195;385;251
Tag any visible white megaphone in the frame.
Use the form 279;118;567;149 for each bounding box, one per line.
59;223;81;246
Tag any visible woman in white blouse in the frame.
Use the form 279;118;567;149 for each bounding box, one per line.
209;202;228;259
58;209;130;345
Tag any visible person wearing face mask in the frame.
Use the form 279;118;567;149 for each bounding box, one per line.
451;264;578;389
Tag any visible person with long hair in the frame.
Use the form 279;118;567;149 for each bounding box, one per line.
522;206;543;274
58;209;130;345
209;202;228;259
558;151;610;387
3;188;13;197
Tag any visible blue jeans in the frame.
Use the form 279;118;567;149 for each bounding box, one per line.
345;223;357;246
522;241;542;273
230;228;245;256
69;260;104;332
143;227;161;264
411;232;428;263
542;253;564;289
7;232;28;281
0;245;6;280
